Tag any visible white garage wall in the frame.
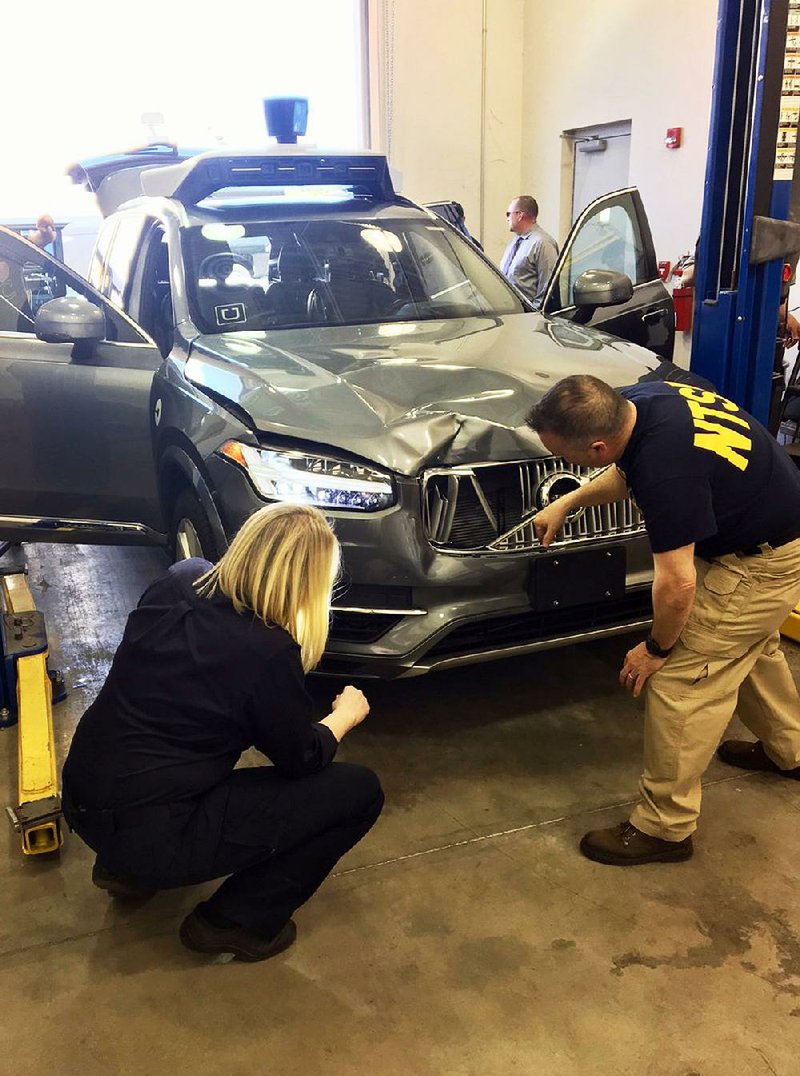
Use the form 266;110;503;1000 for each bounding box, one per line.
521;0;719;270
368;0;718;277
368;0;525;260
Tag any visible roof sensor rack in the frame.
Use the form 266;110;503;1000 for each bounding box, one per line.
140;153;397;206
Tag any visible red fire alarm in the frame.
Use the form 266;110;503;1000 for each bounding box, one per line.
657;260;671;281
665;127;682;149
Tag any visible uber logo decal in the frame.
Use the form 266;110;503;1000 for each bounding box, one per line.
215;303;247;326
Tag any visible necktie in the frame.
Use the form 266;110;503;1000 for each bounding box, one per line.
503;235;524;275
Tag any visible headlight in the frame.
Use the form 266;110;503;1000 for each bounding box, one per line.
220;441;396;512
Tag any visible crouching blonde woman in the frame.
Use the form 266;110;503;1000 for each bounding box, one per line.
62;504;383;962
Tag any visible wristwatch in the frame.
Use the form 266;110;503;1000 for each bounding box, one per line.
645;634;673;658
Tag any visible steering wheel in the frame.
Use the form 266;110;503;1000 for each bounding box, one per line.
307;284;335;322
198;252;251;280
241;289;322;330
387;298;424;317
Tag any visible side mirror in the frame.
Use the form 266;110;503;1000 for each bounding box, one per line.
573;269;634;311
35;296;105;345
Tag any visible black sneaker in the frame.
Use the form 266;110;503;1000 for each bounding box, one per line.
92;858;156;901
179;907;297;963
580;821;694;866
717;739;800;779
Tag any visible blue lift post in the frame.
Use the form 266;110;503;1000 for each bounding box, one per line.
691;0;800;424
692;0;800;638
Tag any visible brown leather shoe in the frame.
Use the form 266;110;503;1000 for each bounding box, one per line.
717;739;800;779
580;821;693;866
179;907;297;962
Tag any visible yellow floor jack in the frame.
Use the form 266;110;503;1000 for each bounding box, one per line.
781;603;800;643
1;544;65;854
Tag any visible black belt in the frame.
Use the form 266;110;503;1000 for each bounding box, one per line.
740;525;800;557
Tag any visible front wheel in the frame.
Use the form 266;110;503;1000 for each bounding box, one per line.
169;489;221;563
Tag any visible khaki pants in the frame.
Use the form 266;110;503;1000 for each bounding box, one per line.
630;537;800;841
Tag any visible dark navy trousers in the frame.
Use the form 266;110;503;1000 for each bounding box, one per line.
64;762;384;935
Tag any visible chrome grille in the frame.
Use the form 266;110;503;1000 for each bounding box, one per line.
422;458;643;553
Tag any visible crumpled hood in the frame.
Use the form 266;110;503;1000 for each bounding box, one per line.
185;313;664;475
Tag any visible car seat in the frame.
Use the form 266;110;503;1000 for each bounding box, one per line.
309;252;395;324
259;245;317;326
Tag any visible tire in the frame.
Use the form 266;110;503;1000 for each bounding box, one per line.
169;488;220;563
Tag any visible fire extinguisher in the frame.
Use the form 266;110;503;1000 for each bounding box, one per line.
671;251;695;332
673;286;694;332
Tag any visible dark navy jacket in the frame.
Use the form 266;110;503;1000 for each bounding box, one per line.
62;559;336;809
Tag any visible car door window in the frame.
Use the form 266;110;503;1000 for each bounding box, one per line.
104;215;146;309
549;194;648;311
0;245;39;334
89;217;116;292
0;229;146;344
136;226;174;357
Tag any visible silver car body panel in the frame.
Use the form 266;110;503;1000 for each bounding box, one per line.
401;614;655;678
0;515;164;545
182;314;662;475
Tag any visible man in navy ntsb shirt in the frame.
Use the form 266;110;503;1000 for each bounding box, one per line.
527;375;800;866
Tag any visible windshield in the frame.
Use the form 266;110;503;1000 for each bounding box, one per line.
182;217;525;333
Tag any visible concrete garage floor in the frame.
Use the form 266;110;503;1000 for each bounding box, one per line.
1;546;800;1076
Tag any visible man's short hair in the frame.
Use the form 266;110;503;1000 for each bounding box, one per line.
526;375;628;444
514;195;539;220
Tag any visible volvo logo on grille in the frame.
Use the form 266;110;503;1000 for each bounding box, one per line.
536;471;586;521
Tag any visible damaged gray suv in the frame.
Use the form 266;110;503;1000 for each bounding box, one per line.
0;148;698;677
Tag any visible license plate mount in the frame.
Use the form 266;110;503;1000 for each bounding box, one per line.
528;547;626;611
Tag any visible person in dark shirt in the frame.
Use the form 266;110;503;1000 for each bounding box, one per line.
62;503;383;961
527;375;800;866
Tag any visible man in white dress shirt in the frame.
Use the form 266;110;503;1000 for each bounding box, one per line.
500;196;559;311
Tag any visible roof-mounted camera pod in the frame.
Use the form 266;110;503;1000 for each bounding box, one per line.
263;97;309;145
